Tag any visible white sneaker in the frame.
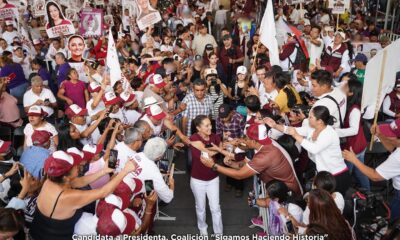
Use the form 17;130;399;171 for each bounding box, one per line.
200;229;208;235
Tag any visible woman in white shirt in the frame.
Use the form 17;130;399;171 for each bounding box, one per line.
265;105;350;195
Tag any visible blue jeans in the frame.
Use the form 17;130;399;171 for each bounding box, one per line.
391;189;400;222
346;149;371;191
9;82;28;99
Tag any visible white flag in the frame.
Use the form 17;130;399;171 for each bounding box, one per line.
259;0;280;66
106;29;122;87
361;39;400;118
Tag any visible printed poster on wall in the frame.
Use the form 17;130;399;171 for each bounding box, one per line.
80;8;103;37
45;1;75;38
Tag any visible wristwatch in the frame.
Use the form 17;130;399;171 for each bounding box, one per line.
211;163;218;171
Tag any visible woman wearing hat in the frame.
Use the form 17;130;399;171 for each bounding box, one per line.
227;65;253;110
30;151;137;239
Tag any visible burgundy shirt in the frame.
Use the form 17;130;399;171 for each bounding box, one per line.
60;80;87;109
190;133;221;181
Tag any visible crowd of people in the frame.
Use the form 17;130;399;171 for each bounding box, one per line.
0;0;399;239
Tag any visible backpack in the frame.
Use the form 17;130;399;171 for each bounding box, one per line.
292;44;307;67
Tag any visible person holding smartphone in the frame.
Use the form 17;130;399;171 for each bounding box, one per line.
189;115;223;235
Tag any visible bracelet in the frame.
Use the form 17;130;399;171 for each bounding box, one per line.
145;211;153;215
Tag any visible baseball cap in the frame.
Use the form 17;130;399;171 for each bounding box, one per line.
65;104;88;119
96;207;137;236
66;147;84;164
149;74;166;88
222;34;232;40
28;106;47;117
143;96;159;109
82;144;104;161
218;104;232;119
378;119;400;138
146;104;166;121
194;55;203;61
335;31;346;40
88;81;101;93
120;91;136;107
5;20;13;26
204;68;218;77
96;193;131;217
205;44;214;51
0;139;11;154
31;130;52;146
32;39;41;45
103;91;121;106
246;124;272;145
353;53;368;63
43;151;79;177
236;66;247;75
114;176;143;199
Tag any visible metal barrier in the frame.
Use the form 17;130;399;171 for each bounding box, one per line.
381;32;400;42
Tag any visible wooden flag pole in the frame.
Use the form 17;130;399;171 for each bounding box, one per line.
369;49;388;150
252;42;261;72
336;14;340;29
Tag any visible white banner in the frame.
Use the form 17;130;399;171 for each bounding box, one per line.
32;0;46;17
135;0;161;30
329;0;350;14
259;0;280;66
361;39;400;114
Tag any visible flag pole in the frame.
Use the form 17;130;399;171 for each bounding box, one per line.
336;14;340;29
369;49;388;150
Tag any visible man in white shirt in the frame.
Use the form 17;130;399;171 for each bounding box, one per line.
214;5;228;41
253;67;278;108
343;120;400;222
45;38;67;69
192;24;218;55
311;70;347;129
23;76;57;117
2;21;18;45
306;25;324;67
115;129;174;203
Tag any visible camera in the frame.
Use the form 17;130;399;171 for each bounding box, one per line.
248;191;256;207
91;61;100;70
291;104;311;118
210;77;217;86
226;47;236;58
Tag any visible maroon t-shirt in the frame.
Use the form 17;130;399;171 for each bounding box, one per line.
190;133;221;181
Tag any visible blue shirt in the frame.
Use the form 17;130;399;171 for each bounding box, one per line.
0;63;27;89
56;62;71;86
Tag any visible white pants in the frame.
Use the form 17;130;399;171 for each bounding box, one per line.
190;177;223;235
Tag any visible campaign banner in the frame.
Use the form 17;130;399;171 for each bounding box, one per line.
59;0;69;7
286;0;303;5
352;42;383;59
0;3;18;20
45;1;75;38
69;62;89;83
329;0;350;14
104;15;114;27
80;8;103;37
135;0;161;30
32;0;45;17
94;0;105;5
65;8;77;21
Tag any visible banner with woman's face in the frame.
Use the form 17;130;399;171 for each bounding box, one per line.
135;0;161;30
67;35;89;83
80;8;103;37
0;0;18;20
45;0;75;38
33;0;46;17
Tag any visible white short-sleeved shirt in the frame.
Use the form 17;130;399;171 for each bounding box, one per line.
313;87;347;129
123;109;141;126
376;148;400;190
140;114;163;136
86;98;105;117
24;122;58;153
72;122;101;146
23;88;57;116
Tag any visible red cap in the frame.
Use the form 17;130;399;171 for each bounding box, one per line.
96;193;131;217
82;144;103;161
96;207;137;236
114;176;143;199
103;91;121;106
43;151;78;177
120;91;136;107
0;139;11;154
66;147;85;165
65;104;88;119
31;130;53;146
246;124;272;145
28;106;47;117
379;119;400;138
146;104;166;121
88;82;101;93
149;74;166;88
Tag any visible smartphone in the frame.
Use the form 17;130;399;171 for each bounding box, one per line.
201;151;209;159
159;159;169;173
286;220;294;233
44;98;50;104
205;143;213;148
144;179;154;195
8;73;16;81
108;150;118;169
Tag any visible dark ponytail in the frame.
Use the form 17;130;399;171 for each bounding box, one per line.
191;115;209;134
312;105;336;126
275;72;297;108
